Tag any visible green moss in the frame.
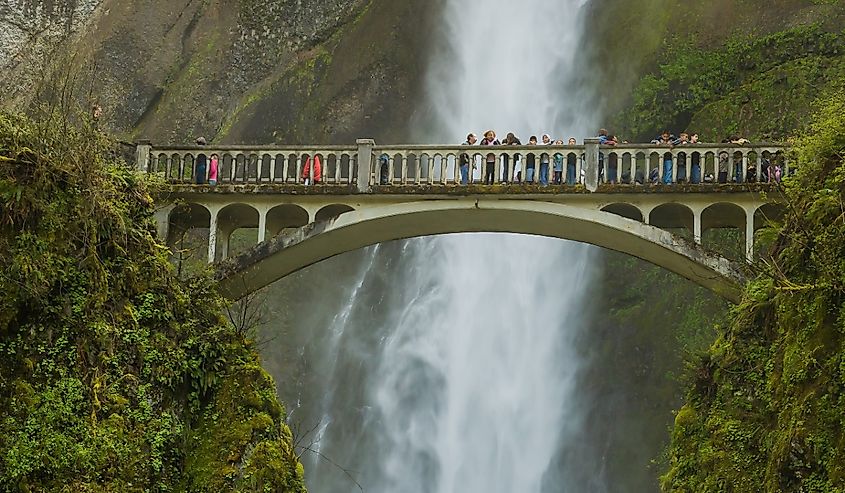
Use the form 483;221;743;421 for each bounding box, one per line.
661;83;845;492
617;24;845;141
0;111;306;492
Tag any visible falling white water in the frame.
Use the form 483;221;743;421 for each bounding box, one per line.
295;1;603;491
367;0;600;491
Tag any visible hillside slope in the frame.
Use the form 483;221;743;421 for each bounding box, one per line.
0;111;306;492
0;0;436;145
662;83;845;493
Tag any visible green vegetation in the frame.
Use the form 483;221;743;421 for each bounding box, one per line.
619;24;845;140
0;111;306;492
661;84;845;491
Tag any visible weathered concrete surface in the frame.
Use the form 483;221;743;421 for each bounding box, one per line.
215;200;748;303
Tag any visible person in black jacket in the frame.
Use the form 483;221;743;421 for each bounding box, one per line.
459;133;477;185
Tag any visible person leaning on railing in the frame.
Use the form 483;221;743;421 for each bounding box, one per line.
460;133;477;185
480;130;500;185
301;154;322;185
195;137;207;185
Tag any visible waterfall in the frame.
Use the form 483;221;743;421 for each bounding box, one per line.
283;1;604;491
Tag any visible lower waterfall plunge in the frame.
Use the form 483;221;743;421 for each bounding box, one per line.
279;0;610;491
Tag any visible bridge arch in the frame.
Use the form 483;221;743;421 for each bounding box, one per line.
601;203;644;222
649;203;694;234
215;203;260;260
266;204;309;237
167;202;211;245
315;204;356;222
754;203;785;228
215;200;747;303
702;202;746;230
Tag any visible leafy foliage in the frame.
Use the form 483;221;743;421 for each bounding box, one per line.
620;25;845;141
661;84;845;492
0;111;306;492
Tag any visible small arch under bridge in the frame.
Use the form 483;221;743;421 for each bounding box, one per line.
138;139;791;303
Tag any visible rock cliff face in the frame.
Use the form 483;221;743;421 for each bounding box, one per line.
0;0;102;103
0;0;435;145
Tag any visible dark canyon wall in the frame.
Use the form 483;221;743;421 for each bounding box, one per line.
1;0;437;144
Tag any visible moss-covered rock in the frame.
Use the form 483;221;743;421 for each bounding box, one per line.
661;82;845;492
0;111;305;492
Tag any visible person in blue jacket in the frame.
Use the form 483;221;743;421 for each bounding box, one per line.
651;131;675;184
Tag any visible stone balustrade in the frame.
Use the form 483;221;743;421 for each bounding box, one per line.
136;144;360;185
135;140;789;192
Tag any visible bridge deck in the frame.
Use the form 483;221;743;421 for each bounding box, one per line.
141;141;790;302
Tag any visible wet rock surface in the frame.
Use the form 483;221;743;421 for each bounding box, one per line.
0;0;432;147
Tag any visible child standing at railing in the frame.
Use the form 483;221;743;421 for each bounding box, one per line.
553;140;564;185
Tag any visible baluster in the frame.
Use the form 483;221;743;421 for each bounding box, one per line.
575;154;584;185
601;151;608;184
388;154;396;185
671;153;678;184
416;154;423;185
615;153;621;183
253;154;260;184
494;150;500;184
741;152;748;184
269;155;276;182
295;154;303;184
710;152;717;182
755;152;762;183
179;154;187;182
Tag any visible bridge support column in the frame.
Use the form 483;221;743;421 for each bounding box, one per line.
584;138;599;192
745;208;755;263
135;140;152;173
208;210;218;263
694;211;702;245
258;210;267;243
641;205;655;225
154;204;175;242
356;139;375;193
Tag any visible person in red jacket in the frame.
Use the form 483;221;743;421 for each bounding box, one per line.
302;154;322;185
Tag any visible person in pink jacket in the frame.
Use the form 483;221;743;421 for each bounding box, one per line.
302;155;322;185
208;153;219;185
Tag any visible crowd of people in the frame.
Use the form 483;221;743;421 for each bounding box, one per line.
447;129;782;186
455;130;581;186
189;129;782;186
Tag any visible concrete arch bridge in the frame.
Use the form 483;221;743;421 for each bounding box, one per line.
136;139;791;303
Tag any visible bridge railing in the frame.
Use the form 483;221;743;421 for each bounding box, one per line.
136;141;789;191
136;144;360;185
369;142;790;189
